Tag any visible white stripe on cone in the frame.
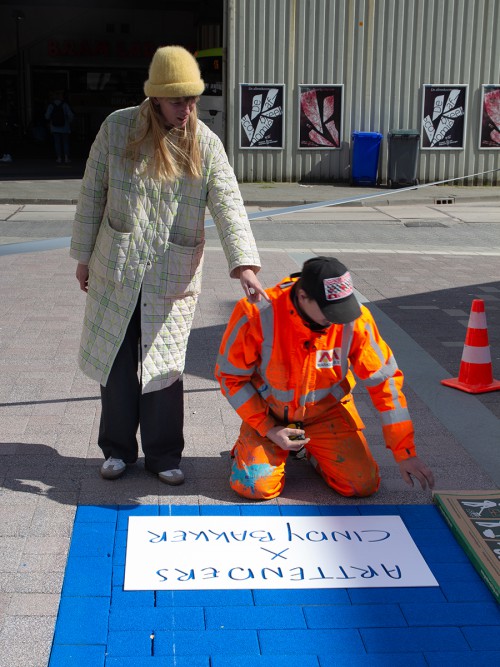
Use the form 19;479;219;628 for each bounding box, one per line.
461;344;493;365
467;311;487;329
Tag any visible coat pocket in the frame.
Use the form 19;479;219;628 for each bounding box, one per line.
88;217;132;284
159;240;205;297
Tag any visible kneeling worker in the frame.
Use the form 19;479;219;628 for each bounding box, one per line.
215;256;435;500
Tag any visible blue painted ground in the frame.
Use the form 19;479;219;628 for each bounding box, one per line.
49;504;500;666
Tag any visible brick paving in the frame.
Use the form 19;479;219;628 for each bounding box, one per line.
47;504;500;666
0;186;499;666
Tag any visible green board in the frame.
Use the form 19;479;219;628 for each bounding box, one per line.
433;490;500;602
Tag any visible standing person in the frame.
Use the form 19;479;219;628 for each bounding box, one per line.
45;90;74;163
70;45;267;485
216;256;435;500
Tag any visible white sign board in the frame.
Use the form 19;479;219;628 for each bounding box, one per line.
124;515;438;590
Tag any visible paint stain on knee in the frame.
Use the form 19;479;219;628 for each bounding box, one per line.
231;462;276;494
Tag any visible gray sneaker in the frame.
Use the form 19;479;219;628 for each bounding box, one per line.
157;468;184;486
100;457;126;480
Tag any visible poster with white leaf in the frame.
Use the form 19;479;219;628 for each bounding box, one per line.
240;84;284;149
421;84;468;149
124;515;438;590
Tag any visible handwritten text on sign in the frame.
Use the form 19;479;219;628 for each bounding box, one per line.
124;515;438;590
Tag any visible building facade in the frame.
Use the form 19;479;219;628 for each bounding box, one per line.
226;0;500;185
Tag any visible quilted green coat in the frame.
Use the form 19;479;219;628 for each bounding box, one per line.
70;103;261;393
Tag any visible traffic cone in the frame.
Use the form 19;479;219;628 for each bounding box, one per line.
441;299;500;393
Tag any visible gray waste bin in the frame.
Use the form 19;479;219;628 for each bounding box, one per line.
387;130;420;188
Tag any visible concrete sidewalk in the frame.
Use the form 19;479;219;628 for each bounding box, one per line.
1;187;499;665
0;161;499;207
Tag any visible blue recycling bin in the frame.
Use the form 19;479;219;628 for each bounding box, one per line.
351;131;383;186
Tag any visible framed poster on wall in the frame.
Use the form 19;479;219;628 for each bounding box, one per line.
298;84;343;149
239;84;284;149
421;84;468;149
479;85;500;149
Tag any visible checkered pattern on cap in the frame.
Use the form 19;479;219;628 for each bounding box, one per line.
324;271;354;302
300;256;361;324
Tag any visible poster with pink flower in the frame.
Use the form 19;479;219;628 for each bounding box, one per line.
479;85;500;149
298;85;343;150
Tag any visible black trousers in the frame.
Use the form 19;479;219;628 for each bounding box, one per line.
98;299;185;472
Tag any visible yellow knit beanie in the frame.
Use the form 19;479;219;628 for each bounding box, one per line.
144;45;204;98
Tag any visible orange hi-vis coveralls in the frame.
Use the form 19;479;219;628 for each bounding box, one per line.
215;275;416;500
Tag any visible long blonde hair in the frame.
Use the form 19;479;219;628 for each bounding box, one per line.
126;98;202;180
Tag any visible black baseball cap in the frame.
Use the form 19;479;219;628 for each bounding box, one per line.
300;256;361;324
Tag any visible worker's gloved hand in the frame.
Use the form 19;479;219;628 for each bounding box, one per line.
398;456;435;491
266;425;310;451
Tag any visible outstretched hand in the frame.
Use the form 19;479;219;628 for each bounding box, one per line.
398;456;435;491
238;267;270;303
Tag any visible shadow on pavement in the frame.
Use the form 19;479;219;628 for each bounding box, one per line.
1;273;499;507
0;442;325;506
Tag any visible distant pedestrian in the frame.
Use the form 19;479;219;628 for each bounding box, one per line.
45;91;74;164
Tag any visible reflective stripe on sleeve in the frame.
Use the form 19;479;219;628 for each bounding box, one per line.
341;322;354;378
365;321;386;365
258;300;274;377
379;404;412;426
217;314;256;375
362;355;399;387
388;376;405;408
256;300;291;402
378;377;411;425
222;378;258;410
216;352;255;376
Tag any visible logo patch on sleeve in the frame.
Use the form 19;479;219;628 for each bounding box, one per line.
316;348;341;368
